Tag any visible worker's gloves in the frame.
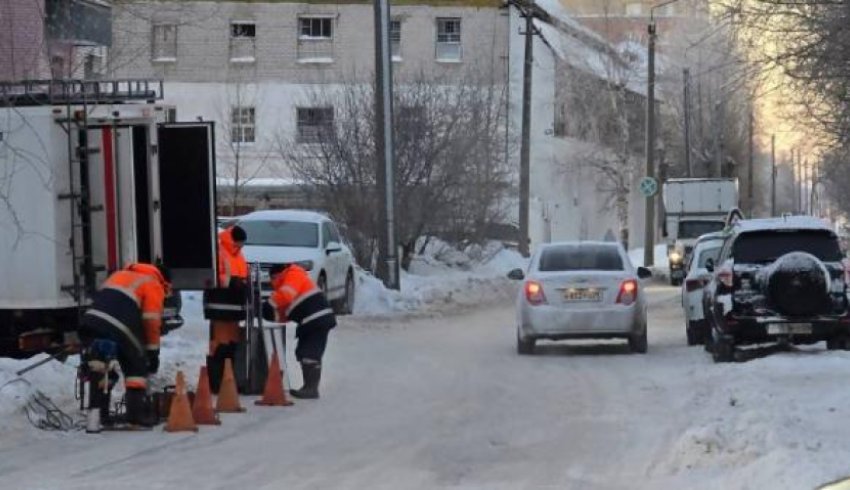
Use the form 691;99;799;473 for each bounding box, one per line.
229;277;247;294
262;301;278;323
147;349;160;374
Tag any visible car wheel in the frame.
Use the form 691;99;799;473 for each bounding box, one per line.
827;334;850;351
333;270;355;316
517;330;535;355
712;334;735;363
318;273;328;297
629;326;648;354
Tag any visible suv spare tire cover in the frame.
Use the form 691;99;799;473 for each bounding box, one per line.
765;252;831;317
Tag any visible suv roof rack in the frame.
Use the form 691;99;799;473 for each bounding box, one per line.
0;79;164;107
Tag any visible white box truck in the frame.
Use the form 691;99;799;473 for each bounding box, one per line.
0;80;219;358
662;178;738;285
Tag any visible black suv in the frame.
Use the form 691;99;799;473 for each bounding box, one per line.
703;216;850;362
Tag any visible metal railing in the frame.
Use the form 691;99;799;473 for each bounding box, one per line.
0;79;164;106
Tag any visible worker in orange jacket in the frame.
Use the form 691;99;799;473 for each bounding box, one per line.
264;263;337;399
80;263;171;427
207;225;248;392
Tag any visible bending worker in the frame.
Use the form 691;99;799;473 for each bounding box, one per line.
265;263;337;399
80;263;171;427
207;225;248;392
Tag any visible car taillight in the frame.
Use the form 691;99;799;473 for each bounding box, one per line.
718;267;734;288
685;278;705;292
525;280;547;305
616;279;638;306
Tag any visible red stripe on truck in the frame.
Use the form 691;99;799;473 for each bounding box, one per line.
102;127;118;272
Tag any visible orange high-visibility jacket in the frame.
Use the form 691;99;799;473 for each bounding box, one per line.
218;228;248;288
99;263;169;351
268;265;336;330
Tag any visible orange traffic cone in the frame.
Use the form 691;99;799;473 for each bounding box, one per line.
216;358;245;413
192;366;221;425
165;371;198;433
255;355;294;407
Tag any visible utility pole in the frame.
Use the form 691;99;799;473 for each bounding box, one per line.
644;19;657;268
374;0;399;289
683;68;692;177
770;134;776;216
518;0;535;257
747;107;754;214
713;101;723;177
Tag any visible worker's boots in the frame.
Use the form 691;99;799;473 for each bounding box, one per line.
290;362;321;399
125;389;156;427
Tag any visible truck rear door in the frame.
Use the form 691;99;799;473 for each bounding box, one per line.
156;123;218;289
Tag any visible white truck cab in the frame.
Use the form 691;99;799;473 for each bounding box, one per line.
0;80;219;358
662;178;738;286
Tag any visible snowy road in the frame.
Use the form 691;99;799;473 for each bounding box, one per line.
2;285;850;489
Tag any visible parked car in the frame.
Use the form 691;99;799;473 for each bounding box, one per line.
702;216;850;362
681;232;725;345
508;241;652;355
236;210;356;315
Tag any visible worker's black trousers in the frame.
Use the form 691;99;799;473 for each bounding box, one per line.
295;324;332;363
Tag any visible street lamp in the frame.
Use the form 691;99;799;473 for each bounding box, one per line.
644;0;682;268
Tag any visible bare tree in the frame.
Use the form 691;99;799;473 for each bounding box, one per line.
555;49;644;248
277;69;513;271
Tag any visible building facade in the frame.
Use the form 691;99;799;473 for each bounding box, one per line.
0;0;111;82
111;0;510;214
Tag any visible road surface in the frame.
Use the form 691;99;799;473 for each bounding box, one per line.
0;285;848;489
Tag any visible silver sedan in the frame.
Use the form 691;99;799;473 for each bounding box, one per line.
508;241;652;355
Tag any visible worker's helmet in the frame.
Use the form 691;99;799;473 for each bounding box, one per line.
231;225;247;244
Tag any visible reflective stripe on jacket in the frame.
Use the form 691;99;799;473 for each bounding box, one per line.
87;264;168;351
268;265;336;330
218;228;248;287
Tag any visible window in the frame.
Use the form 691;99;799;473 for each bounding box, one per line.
298;16;334;62
732;231;842;263
538;245;624;272
436;18;462;61
231;106;255;144
297;107;334;143
678;221;725;239
299;17;333;39
238;220;319;248
390;20;402;60
321;221;340;248
625;3;643;16
152;24;177;61
230;22;256;61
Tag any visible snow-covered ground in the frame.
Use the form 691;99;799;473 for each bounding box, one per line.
353;239;527;317
2;243;850;488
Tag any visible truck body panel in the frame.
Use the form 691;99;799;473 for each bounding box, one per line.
0;87;219;357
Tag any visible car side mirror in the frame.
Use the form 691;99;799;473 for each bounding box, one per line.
326;241;343;255
705;258;715;273
507;268;525;280
637;267;652;279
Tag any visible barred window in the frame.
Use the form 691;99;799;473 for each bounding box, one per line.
231;106;256;144
296;107;334;143
152;24;177;60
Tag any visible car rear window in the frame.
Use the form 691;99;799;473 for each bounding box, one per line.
237;220;320;248
678;220;725;239
732;230;842;263
538;245;624;272
697;246;721;268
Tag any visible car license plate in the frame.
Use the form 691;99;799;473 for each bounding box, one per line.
564;288;601;302
768;323;813;335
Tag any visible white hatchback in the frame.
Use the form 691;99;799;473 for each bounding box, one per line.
681;233;725;345
237;210;356;314
509;241;652;355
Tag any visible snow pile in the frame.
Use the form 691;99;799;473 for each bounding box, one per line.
353;239;527;317
0;355;80;434
657;349;850;488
